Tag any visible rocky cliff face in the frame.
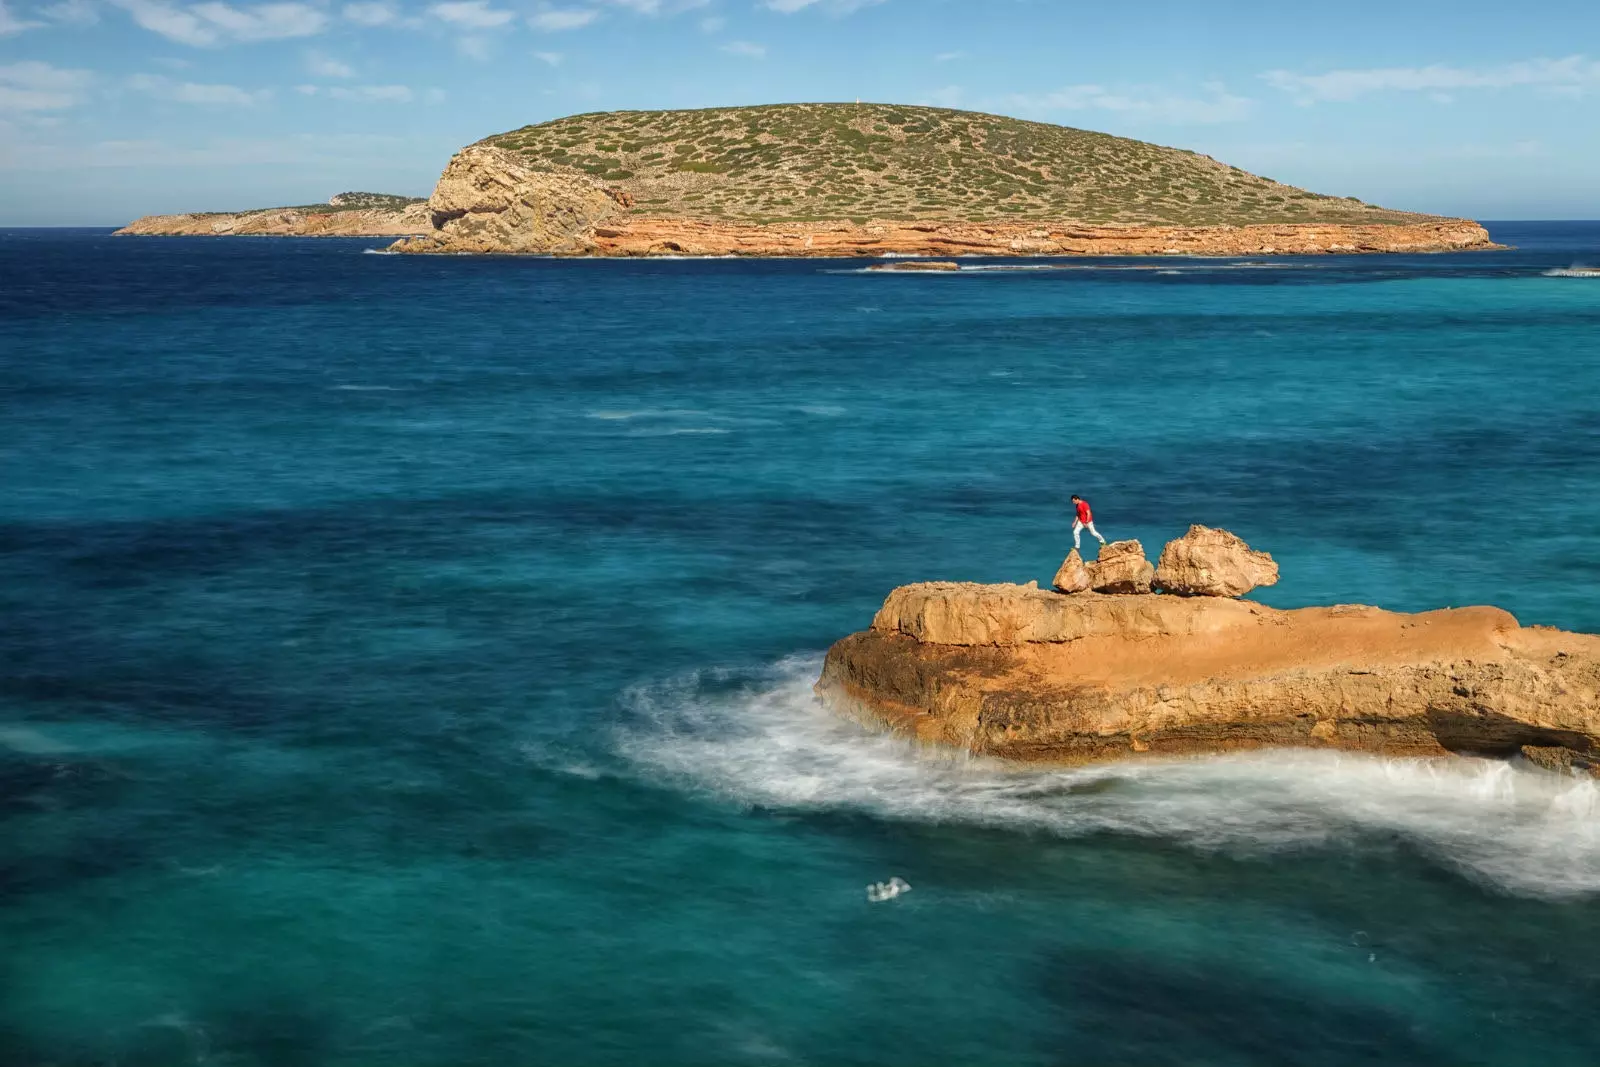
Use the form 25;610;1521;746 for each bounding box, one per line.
389;144;630;255
116;201;431;238
384;138;1497;257
817;558;1600;772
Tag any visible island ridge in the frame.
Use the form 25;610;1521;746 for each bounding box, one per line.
116;103;1497;257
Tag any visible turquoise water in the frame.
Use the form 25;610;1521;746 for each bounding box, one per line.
3;224;1600;1065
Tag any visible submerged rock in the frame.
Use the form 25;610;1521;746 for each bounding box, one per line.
819;581;1600;768
1052;550;1091;593
1086;540;1155;594
1154;525;1279;597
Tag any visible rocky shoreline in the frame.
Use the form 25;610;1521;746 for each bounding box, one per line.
815;527;1600;774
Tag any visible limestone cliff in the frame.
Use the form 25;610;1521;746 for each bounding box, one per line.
816;580;1600;771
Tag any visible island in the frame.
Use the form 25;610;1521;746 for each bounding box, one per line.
117;104;1498;258
814;527;1600;776
115;191;430;238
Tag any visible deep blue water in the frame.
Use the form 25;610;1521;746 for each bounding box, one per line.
3;222;1600;1066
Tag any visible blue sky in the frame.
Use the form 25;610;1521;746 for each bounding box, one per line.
2;0;1598;224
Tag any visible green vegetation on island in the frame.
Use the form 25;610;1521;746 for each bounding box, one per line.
482;103;1426;226
184;192;425;218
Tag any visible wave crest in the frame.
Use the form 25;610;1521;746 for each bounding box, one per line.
614;657;1600;898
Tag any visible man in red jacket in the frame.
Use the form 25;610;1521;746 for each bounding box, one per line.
1071;494;1106;551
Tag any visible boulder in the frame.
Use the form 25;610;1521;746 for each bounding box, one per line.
818;581;1600;768
1086;540;1154;594
1052;550;1091;594
1155;525;1279;598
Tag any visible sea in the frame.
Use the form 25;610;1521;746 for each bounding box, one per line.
3;222;1600;1066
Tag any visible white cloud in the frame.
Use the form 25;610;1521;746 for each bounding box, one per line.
602;0;707;12
129;71;270;104
306;51;354;77
1006;82;1253;125
41;0;100;24
921;84;962;108
529;6;595;30
698;14;722;31
429;0;513;27
719;39;764;58
763;0;880;12
342;1;395;24
328;83;413;101
532;50;562;65
455;33;489;58
0;0;43;35
110;0;327;45
934;50;963;63
0;60;92;111
1263;56;1600;103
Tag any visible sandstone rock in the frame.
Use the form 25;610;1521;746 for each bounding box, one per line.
392;144;626;255
870;581;1263;646
577;218;1496;259
1154;525;1279;598
819;582;1600;768
1520;745;1600;778
1052;550;1091;594
1086;540;1154;594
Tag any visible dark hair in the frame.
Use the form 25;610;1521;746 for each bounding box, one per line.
1071;494;1082;500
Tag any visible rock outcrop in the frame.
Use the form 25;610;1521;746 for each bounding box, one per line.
1154;525;1279;597
1086;540;1155;594
818;581;1600;770
388;144;630;255
1052;550;1091;593
391;209;1496;258
116;201;430;238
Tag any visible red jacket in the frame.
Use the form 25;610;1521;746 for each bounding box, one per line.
1075;500;1092;523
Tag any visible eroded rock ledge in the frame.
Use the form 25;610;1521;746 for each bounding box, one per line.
815;537;1600;772
388;145;1497;258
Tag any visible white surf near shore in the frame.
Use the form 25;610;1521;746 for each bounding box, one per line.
615;656;1600;899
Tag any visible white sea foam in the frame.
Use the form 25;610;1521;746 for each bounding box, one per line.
615;657;1600;898
627;426;731;436
331;385;406;392
586;409;706;421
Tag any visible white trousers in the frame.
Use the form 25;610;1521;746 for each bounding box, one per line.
1073;519;1105;549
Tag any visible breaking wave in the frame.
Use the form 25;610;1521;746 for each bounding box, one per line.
614;656;1600;898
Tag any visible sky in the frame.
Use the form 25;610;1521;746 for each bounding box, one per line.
2;0;1598;224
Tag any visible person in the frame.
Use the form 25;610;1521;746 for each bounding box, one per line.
1071;494;1106;551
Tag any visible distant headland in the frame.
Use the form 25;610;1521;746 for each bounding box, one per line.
115;103;1498;257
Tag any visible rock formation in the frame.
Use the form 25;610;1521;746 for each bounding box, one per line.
388;145;630;255
818;549;1600;772
116;200;430;238
1085;540;1155;594
1154;525;1279;597
392;212;1495;259
1052;550;1091;593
